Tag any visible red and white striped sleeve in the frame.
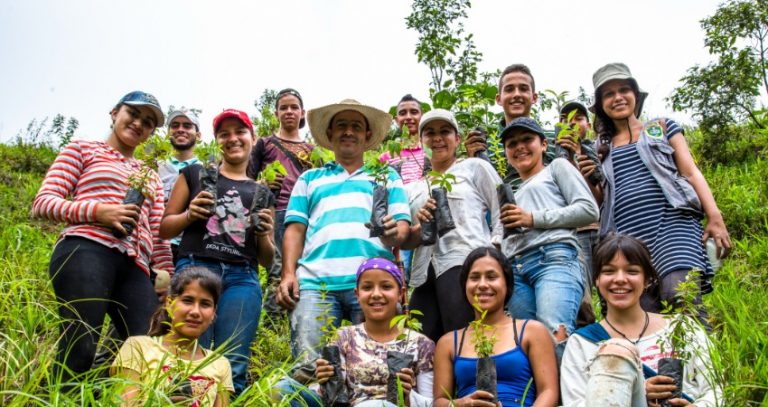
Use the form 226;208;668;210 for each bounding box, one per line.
31;141;100;224
148;172;174;274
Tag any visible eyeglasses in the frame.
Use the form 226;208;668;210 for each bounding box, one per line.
170;122;196;130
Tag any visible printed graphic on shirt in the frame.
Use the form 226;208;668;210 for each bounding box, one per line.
161;364;215;407
204;187;249;256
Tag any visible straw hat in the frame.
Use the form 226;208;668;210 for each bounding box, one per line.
307;99;392;151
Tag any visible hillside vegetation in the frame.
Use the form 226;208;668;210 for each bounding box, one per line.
0;132;766;405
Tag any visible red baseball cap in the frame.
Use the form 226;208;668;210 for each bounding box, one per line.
212;109;254;134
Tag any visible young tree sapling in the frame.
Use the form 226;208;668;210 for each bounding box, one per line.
194;140;222;214
470;296;499;403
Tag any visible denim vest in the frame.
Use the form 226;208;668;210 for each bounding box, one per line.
600;119;702;236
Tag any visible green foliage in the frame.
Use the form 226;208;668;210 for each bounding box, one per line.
670;0;767;135
687;117;768;166
194;139;222;164
258;161;288;184
658;269;704;361
389;309;424;342
469;296;497;358
309;146;335;167
128;133;174;199
700;156;768;239
427;170;456;192
364;151;392;186
405;0;482;95
534;89;569;128
252;89;280;137
315;284;351;346
554;109;582;143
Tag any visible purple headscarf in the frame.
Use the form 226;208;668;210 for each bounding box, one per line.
356;257;404;287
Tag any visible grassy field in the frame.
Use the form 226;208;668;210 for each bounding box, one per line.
0;139;766;405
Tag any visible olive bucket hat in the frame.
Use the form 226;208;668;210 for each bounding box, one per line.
591;63;649;117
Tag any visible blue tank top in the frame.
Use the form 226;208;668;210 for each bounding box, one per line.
453;319;536;407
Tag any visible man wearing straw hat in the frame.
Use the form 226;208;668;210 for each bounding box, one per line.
277;99;411;365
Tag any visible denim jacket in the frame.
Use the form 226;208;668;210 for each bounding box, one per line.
600;119;703;236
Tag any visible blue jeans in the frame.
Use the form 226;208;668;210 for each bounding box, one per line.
577;229;600;290
274;377;323;407
290;289;364;363
176;256;262;395
506;243;584;336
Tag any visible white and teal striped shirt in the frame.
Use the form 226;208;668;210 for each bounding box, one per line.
285;162;411;291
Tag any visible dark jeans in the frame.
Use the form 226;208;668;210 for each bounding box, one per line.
641;269;710;327
409;265;475;343
49;237;158;383
263;209;286;321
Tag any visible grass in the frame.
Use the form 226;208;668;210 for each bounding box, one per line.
0;137;766;405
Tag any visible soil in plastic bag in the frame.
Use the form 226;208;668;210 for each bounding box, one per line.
386;350;414;404
199;162;218;213
658;357;683;407
432;187;455;237
321;345;350;407
248;183;275;233
420;206;438;245
113;188;145;238
496;183;522;237
476;356;498;403
369;184;389;238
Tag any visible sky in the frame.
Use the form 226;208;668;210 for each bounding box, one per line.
0;0;723;143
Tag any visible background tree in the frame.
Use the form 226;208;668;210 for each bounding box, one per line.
670;0;767;135
252;88;279;137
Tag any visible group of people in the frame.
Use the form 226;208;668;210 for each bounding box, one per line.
31;61;730;406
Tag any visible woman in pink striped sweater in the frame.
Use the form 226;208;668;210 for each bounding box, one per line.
32;91;174;384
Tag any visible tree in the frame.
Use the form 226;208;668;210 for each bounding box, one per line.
252;88;279;137
405;0;482;96
670;0;767;130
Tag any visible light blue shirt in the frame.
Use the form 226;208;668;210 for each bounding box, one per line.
285;161;411;291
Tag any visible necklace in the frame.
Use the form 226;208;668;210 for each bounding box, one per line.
604;311;650;345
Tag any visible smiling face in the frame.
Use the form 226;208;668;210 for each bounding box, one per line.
596;251;648;312
600;79;637;121
327;110;371;161
496;71;538;122
168;280;216;341
215;118;255;165
421;119;459;166
504;130;547;180
396;100;422;137
169;115;200;151
355;268;404;323
275;94;305;132
109;104;157;156
465;255;508;313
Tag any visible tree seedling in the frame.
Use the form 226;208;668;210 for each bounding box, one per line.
114;133;172;238
315;284;351;407
193;140;223;214
470;296;499;403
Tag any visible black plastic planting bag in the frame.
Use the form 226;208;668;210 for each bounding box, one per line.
420;206;438;246
432;187;455;237
554;144;572;160
113;188;145;238
199;162;218;213
386;350;414;404
249;183;275;233
168;377;194;398
658;358;684;407
476;357;498;403
582;142;605;185
496;183;522;237
321;345;350;407
369;184;389;238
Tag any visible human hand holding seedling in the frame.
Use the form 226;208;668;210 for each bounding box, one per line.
464;129;488;158
575;154;597;181
416;198;437;223
187;191;215;221
254;208;274;237
500;203;533;229
314;358;335;384
556;133;582;157
96;203;140;234
645;375;678;404
395;367;415;404
456;391;500;406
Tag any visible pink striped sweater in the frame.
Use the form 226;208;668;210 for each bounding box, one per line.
32;140;173;276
